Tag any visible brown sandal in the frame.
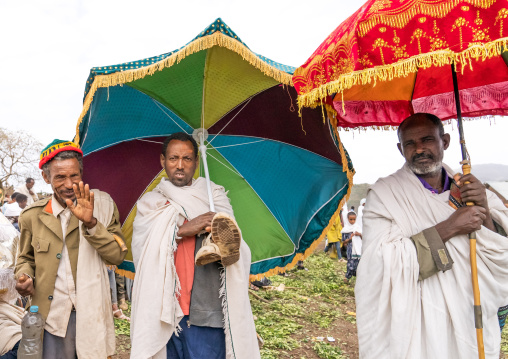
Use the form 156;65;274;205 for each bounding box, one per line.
113;309;130;322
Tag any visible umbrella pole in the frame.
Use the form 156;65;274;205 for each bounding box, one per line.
199;141;216;213
194;128;216;212
451;65;485;359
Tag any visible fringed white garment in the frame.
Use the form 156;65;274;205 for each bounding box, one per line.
356;164;508;359
130;178;259;359
75;190;116;359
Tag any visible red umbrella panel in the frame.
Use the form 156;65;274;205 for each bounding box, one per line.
293;0;508;128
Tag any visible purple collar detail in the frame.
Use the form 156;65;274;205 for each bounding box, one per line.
417;168;451;194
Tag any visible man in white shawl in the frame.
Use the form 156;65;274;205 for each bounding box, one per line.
356;113;508;359
16;178;39;206
131;132;259;359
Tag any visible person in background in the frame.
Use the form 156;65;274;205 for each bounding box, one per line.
115;273;129;311
1;197;10;214
356;198;366;230
15;195;27;211
4;194;26;231
107;268;130;321
0;269;24;359
2;194;18;215
15;178;38;206
341;211;362;283
324;213;344;262
0;210;23;359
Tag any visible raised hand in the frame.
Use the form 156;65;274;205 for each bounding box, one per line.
66;181;97;229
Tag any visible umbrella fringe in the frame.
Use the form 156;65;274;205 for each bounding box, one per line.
295;38;508;113
114;268;136;280
358;0;497;38
74;31;293;145
248;176;353;282
326;103;497;131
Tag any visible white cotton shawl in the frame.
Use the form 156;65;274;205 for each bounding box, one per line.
357;198;366;230
75;190;116;359
0;301;24;355
130;178;260;359
342;220;362;256
15;185;38;206
355;164;508;359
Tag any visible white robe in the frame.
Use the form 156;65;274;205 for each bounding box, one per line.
15;185;38;206
356;164;508;359
0;301;23;356
357;198;366;230
341;220;362;256
130;178;259;359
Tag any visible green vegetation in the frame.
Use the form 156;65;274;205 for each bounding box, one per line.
313;342;346;359
251;253;356;358
113;252;508;358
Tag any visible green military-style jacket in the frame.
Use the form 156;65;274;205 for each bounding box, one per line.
15;196;126;320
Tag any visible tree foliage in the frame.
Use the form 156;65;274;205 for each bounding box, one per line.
0;127;42;189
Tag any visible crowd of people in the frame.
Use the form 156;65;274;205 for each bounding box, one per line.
0;113;508;359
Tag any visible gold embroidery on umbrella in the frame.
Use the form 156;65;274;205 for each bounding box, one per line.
452;17;470;50
495;9;508;37
475;10;483;25
411;28;426;54
368;0;392;15
373;38;390;64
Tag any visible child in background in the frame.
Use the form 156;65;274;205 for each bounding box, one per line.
341;211;362;283
324;213;344;261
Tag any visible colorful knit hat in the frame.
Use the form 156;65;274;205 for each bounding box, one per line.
39;139;83;169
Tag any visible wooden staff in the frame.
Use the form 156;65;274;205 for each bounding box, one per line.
452;65;485;359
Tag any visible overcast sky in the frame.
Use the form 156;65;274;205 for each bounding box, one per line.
1;0;506;192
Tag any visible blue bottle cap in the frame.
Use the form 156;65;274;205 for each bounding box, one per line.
29;306;39;313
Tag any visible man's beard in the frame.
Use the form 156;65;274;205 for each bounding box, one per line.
408;153;442;175
169;170;190;187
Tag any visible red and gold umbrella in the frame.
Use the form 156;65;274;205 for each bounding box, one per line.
293;0;508;129
293;1;508;358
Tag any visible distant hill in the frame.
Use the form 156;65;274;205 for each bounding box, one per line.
346;164;508;209
454;164;508;182
347;183;370;211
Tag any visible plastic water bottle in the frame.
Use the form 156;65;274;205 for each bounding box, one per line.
18;305;44;359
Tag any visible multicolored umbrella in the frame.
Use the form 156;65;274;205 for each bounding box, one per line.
293;0;508;129
74;18;354;280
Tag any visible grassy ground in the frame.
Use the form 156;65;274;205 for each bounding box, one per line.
250;253;358;359
112;252;508;359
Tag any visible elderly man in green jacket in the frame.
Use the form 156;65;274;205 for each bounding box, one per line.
15;140;127;359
